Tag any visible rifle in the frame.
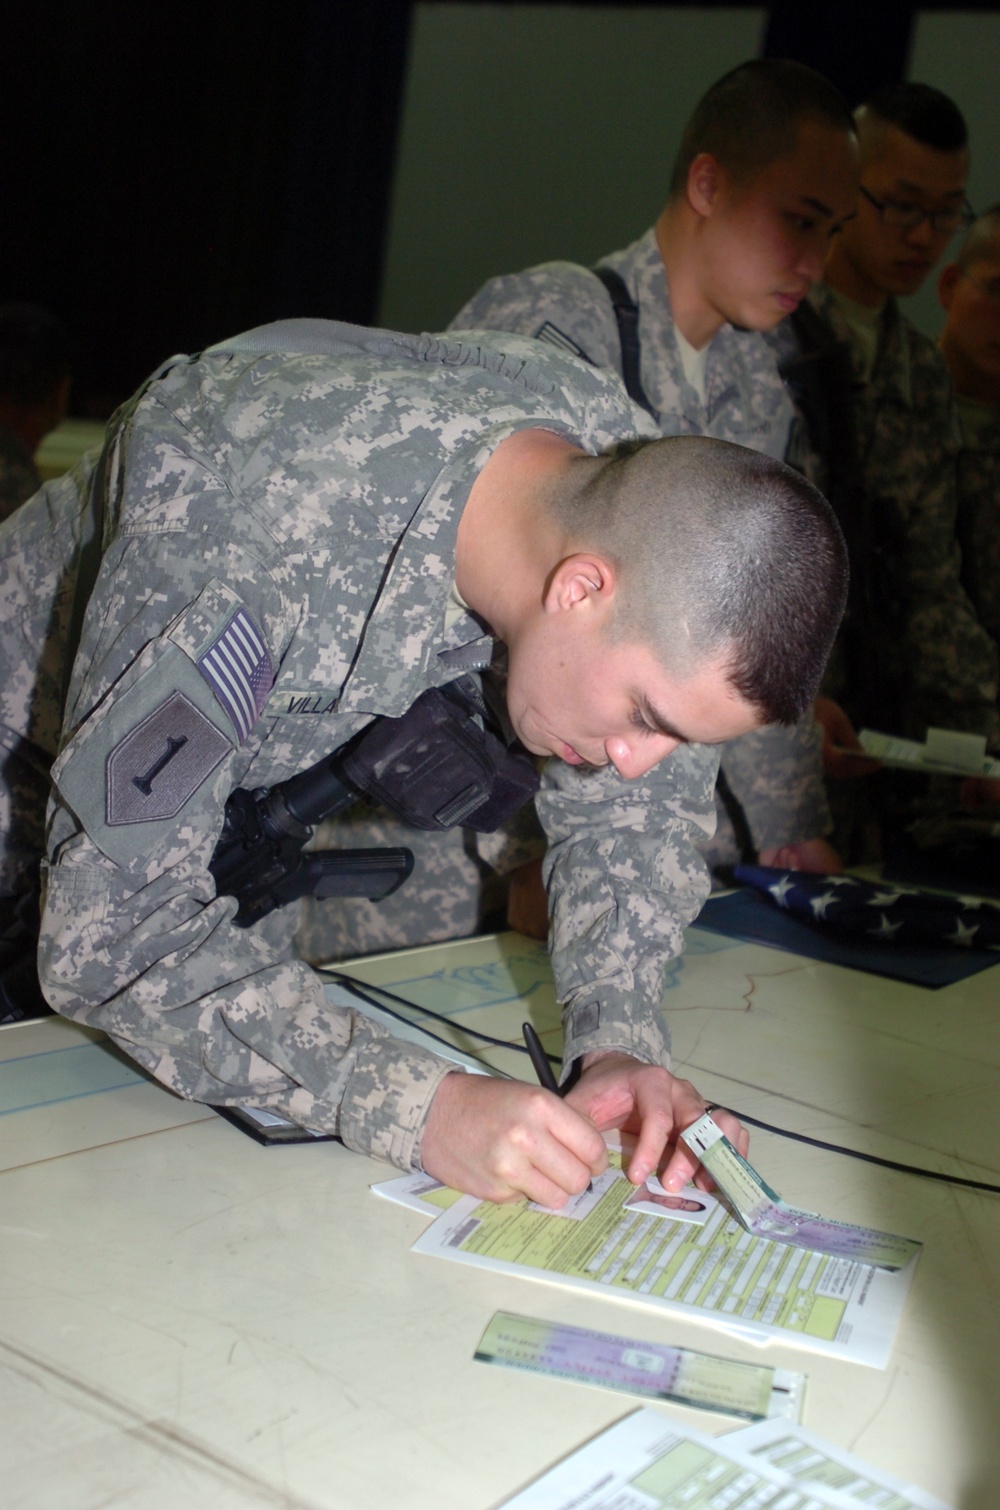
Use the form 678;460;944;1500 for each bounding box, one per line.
1;678;539;1017
210;677;539;927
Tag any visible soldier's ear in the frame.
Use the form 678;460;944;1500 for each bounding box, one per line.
542;554;616;618
687;153;725;219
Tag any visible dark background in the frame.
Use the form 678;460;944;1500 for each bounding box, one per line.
0;1;987;414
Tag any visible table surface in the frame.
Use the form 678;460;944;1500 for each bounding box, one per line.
34;417;107;481
2;924;997;1509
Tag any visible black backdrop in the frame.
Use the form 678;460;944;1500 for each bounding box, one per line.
0;1;972;414
1;1;412;413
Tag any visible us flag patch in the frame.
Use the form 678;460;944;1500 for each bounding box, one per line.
198;610;273;743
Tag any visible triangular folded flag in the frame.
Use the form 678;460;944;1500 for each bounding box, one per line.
733;865;1000;951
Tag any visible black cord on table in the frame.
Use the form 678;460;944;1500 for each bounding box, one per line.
327;969;1000;1196
718;1108;1000;1195
328;970;516;1071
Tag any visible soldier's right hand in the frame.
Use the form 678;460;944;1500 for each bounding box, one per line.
417;1072;608;1206
814;696;882;779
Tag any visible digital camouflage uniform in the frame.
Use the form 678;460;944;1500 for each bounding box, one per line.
775;284;1000;746
298;231;831;962
450;228;830;866
1;323;723;1168
0;419;41;523
955;398;1000;653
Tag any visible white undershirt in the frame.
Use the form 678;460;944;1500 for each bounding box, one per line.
445;579;472;634
674;326;709;403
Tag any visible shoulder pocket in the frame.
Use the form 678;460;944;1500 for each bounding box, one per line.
52;580;271;869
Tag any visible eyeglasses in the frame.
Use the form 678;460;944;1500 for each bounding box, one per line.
860;186;974;235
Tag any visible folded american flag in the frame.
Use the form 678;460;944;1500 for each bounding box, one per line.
733;865;1000;951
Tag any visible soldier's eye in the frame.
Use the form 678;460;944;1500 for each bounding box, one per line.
630;709;659;737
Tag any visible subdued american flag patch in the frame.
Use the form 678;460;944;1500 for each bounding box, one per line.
198;610;273;743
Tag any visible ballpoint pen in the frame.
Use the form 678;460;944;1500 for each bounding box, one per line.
523;1020;596;1194
522;1020;562;1095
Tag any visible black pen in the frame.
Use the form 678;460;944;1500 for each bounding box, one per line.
523;1020;595;1195
522;1020;562;1095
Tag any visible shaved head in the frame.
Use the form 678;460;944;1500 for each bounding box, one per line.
855;82;968;168
669;58;854;200
545;435;848;726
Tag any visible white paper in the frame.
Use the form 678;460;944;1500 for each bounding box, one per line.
722;1419;953;1510
855;727;1000;780
409;1149;916;1368
496;1407;873;1509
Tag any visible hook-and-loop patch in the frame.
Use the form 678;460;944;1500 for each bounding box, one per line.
106;691;231;825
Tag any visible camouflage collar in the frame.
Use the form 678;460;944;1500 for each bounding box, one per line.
809;284;915;409
336;421;546;718
617;228;788;429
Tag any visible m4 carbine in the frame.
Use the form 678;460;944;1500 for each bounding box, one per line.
209;679;540;927
2;679;538;1021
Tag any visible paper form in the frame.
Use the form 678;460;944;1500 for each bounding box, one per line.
371;1169;465;1216
495;1407;876;1509
407;1150;915;1368
853;727;1000;780
723;1421;952;1510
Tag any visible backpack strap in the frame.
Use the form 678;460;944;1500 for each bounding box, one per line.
591;265;656;418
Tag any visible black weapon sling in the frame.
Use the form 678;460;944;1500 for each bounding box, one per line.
591;265;657;418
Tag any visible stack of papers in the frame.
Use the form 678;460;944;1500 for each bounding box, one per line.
854;726;1000;779
373;1143;919;1369
495;1409;951;1509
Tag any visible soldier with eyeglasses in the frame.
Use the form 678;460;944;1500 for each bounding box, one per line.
772;82;1000;858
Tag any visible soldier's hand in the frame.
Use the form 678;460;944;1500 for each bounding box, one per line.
419;1072;607;1206
959;775;1000;811
815;696;881;779
565;1052;748;1193
758;836;842;873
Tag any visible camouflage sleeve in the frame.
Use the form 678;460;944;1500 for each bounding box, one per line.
714;715;830;855
474;799;546;874
0;461;96;910
535;742;719;1077
449;263;622;373
881;383;1000;743
956;446;1000;649
37;491;455;1172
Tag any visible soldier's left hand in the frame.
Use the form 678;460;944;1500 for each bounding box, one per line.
758;836;842;873
960;775;1000;811
814;696;881;779
565;1052;748;1193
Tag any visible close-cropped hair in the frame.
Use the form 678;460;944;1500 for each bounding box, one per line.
0;303;71;407
958;203;1000;270
668;58;854;200
861;82;968;155
558;436;848;727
